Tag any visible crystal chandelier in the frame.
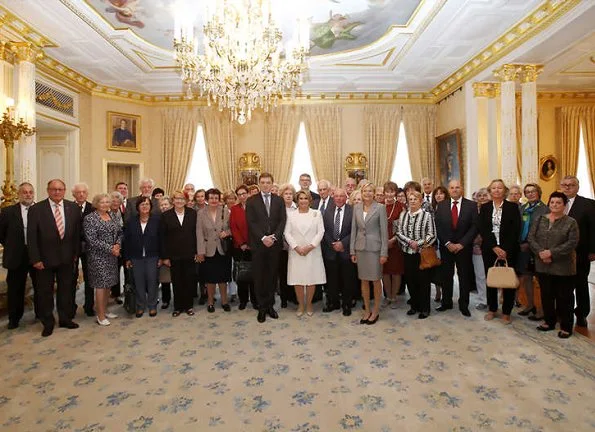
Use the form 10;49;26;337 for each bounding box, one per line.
173;0;310;124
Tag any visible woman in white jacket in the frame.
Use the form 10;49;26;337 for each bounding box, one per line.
284;190;326;316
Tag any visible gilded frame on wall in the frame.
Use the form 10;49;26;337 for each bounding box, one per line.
435;129;463;187
107;111;141;153
539;154;558;181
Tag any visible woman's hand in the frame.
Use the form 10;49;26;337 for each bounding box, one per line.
111;244;121;256
409;240;419;252
380;256;388;265
219;231;229;239
197;254;205;263
162;259;171;267
351;255;357;264
492;246;507;260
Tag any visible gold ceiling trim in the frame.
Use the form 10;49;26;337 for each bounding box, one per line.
431;0;582;101
330;48;395;67
132;50;177;71
0;6;58;48
537;91;595;100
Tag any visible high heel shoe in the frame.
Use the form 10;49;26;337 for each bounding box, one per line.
518;306;536;316
360;313;371;324
366;314;379;325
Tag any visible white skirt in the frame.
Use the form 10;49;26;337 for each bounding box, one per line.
287;246;327;286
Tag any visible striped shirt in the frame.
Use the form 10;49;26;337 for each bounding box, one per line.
394;208;437;254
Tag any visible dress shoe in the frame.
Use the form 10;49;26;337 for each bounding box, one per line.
296;310;304;317
518;306;536;316
558;330;571;339
366;314;379;325
537;324;555;332
149;310;157;317
257;310;266;323
306;311;314;317
360;314;371;324
136;311;144;318
267;308;279;319
7;321;19;330
406;308;417;316
475;303;487;310
186;309;195;316
238;302;247;310
281;300;288;308
460;308;471;317
41;326;53;337
342;308;352;317
59;321;79;329
576;316;588;327
207;305;215;313
323;305;340;313
418;312;429;320
161;302;169;310
172;311;181;317
436;305;453;312
222;304;231;312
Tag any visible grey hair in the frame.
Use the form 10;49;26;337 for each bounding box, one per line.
72;182;89;192
317;179;331;189
109;191;123;203
139;177;155;188
91;193;111;208
561;175;579;185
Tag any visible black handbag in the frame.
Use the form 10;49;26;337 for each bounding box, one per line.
233;253;253;283
123;267;136;314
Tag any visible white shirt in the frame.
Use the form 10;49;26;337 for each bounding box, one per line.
491;201;504;245
51;200;65;223
175;210;185;226
565;196;575;215
20;204;30;245
450;197;460;211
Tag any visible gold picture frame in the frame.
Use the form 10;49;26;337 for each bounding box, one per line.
435;129;463;187
107;111;141;152
539;155;558;181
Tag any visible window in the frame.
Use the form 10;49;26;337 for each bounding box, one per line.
289;122;317;189
576;125;594;199
390;122;413;188
185;125;214;189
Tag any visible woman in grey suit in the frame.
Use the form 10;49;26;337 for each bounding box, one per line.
196;188;233;313
350;182;388;325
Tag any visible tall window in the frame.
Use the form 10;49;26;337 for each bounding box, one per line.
289;122;317;189
390;122;413;188
576;125;594;199
185;125;214;189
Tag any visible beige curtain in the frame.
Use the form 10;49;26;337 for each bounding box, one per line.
580;106;595;193
263;105;301;184
302;105;342;186
402;105;437;182
557;106;582;177
162;107;201;194
200;108;236;191
364;105;401;185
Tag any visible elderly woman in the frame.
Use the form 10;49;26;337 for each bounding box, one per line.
479;179;521;324
528;192;579;338
197;188;233;313
83;193;122;326
349;189;362;207
248;184;260;197
507;184;523;205
395;191;437;319
472;188;491;310
278;183;298;308
123;197;161;317
108;191;125;304
158;197;173;309
517;183;548;319
382;181;405;309
350;182;388;324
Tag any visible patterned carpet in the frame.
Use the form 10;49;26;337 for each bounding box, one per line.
1;293;594;432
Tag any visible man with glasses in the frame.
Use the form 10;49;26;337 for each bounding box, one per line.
560;175;595;328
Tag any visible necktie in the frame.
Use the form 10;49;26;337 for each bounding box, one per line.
451;200;459;229
564;199;571;215
426;195;431;203
23;206;28;245
264;193;270;216
334;207;342;240
54;203;65;239
320;198;326;214
121;202;125;214
79;204;84;214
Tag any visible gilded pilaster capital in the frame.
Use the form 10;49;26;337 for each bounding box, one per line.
518;64;543;83
0;41;14;63
473;82;500;98
8;42;43;64
493;64;519;82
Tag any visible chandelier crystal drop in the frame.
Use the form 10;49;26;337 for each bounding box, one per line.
173;0;310;124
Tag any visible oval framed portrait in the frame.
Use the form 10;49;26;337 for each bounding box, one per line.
539;155;558;181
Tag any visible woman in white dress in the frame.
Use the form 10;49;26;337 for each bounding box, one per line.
284;190;326;317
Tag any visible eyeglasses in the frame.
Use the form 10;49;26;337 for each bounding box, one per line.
48;188;65;192
560;183;578;188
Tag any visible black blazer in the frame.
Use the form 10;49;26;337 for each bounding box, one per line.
435;198;478;249
122;214;161;260
311;196;332;214
245;193;286;250
322;203;353;261
478;200;521;265
27;198;82;267
0;203;28;269
159;207;197;260
567;195;595;259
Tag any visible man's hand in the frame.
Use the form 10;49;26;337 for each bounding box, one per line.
262;236;275;248
332;241;344;252
240;244;248;251
125;260;133;268
588;253;595;262
33;261;44;270
162;259;171;267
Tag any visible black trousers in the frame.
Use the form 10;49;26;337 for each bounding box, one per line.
439;247;474;309
36;263;75;328
161;283;171;304
538;273;575;333
6;251;37;325
324;256;356;309
171;259;195;311
574;256;591;319
253;245;281;311
404;253;431;313
278;250;297;304
233;248;257;306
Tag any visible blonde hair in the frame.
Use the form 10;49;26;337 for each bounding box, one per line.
91;193;110;208
295;190;312;203
278;183;296;197
349;189;362;206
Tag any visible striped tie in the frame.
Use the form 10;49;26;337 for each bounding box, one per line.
54;203;65;239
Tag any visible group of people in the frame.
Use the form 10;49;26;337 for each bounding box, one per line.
1;172;593;339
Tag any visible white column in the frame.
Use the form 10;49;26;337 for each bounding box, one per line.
487;96;499;181
494;65;518;186
464;80;478;196
0;43;13;187
473;81;500;188
520;65;542;184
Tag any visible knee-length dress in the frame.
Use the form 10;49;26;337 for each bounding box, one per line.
83;211;122;289
284;209;326;286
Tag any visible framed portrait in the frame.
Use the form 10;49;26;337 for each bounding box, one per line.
539;155;558;181
435;129;463;187
107;111;140;152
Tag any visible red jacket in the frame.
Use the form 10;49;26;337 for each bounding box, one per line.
229;203;249;248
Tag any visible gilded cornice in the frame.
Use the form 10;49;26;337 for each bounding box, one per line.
518;64;544;83
472;82;500;98
431;0;581;101
536;91;595;100
0;6;57;48
7;41;43;63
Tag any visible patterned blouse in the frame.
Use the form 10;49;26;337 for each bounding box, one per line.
394;208;437;255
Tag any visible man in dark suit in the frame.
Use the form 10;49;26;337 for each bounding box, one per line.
246;173;287;323
0;182;37;329
561;175;595;327
71;182;94;317
322;188;356;316
299;173;320;202
311;179;332;303
435;180;478;317
27;179;82;337
124;178;161;223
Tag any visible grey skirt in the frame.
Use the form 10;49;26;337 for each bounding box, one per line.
356;250;382;281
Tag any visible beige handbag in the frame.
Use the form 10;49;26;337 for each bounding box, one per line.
486;259;519;289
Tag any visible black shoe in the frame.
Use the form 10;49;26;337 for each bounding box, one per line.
436;305;453;312
281;300;288;308
406;308;417;316
558;331;571;339
207;305;215;313
7;321;19;330
460;308;471;317
41;326;53;337
161;302;169;310
59;321;79;329
149;310;157;317
366;314;379;325
239;302;247;310
342;308;352;317
257;310;266;323
518;306;536;316
528;315;544;321
135;311;144;318
418;312;429;320
198;296;207;306
267;308;279;319
323;305;340;313
360;313;371;324
576;316;588;327
222;304;231;312
407;298;412;305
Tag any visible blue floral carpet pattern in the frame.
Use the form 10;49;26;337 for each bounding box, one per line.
1;299;594;431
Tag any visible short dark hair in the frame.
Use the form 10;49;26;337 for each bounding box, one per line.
235;184;249;195
383;181;398;193
523;183;542;199
403;181;422;193
152;187;165;197
431;186;450;210
135;196;153;213
259;172;274;183
206;188;222;200
548;191;568;206
115;182;128;189
299;173;311;180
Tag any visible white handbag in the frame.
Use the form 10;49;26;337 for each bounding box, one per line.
486;259;519;289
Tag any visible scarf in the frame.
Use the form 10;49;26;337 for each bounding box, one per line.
520;201;544;241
